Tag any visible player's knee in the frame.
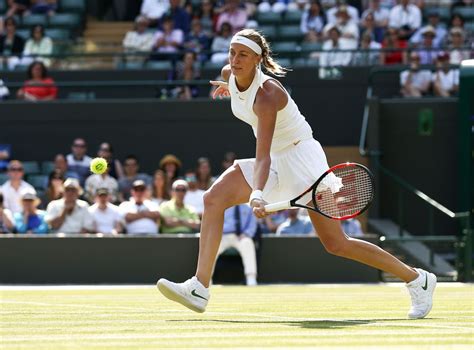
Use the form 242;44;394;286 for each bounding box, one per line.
203;185;226;208
323;238;349;257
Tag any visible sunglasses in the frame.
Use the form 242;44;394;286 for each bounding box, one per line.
73;144;86;148
133;187;146;192
174;188;187;192
125;162;137;166
65;188;78;192
9;168;23;172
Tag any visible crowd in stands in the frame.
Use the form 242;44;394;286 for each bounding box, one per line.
0;138;364;237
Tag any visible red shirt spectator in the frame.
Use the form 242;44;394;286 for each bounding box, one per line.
380;28;408;65
17;61;58;101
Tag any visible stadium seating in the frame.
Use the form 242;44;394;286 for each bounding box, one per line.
41;161;55;175
259;25;277;41
60;0;86;13
21;161;40;175
453;6;474;20
271;41;299;58
278;25;304;42
48;13;82;30
0;0;6;14
256;11;282;25
283;10;303;25
21;14;48;28
0;173;8;185
145;61;173;70
27;174;48;190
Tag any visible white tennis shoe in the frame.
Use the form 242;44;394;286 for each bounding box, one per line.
406;268;437;319
157;276;210;313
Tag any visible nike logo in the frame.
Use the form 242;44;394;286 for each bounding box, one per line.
191;289;208;301
421;273;428;290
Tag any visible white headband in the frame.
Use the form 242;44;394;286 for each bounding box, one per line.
230;35;262;55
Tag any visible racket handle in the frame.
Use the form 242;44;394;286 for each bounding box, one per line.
264;201;291;213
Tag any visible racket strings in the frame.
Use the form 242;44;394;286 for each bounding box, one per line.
315;166;373;219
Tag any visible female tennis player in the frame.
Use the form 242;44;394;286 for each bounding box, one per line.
157;29;436;319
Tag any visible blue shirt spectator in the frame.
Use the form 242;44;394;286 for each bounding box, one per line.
223;204;257;238
162;0;191;34
276;209;314;235
13;191;48;234
341;218;364;237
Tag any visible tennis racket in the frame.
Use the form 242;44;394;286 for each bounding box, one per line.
264;162;374;220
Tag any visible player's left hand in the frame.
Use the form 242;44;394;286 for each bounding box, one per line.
251;199;268;219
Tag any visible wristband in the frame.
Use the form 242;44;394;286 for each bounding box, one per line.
249;190;263;205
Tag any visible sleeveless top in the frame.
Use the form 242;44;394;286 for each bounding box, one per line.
228;69;313;153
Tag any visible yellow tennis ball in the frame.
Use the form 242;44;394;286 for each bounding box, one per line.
90;157;108;175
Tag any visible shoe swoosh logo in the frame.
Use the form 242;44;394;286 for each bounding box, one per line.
191;289;208;301
422;273;428;290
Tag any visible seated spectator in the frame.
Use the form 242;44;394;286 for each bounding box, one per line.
54;153;79;180
183;170;204;216
159;179;200;234
410;12;446;48
210;22;232;64
260;211;288;233
216;0;247;34
29;0;57;16
0;144;10;170
66;138;92;186
170;50;200;100
448;13;472;44
88;188;124;235
400;52;431;97
360;10;384;44
326;0;359;25
300;0;326;41
432;52;459;97
380;27;407;65
84;166;119;204
448;28;470;65
0;79;9;100
152;16;184;57
194;0;217;36
119;180;160;235
196;157;216;191
221;151;237;173
119;155;152;201
360;0;389;43
123;15;155;56
41;169;64;208
332;5;359;44
162;0;191;34
0;192;14;233
21;25;53;67
0;17;25;70
150;169;170;205
97;142;124;180
276;208;314;235
216;204;258;286
159;154;181;194
341;218;363;237
319;24;357;67
14;190;48;233
417;26;439;65
139;0;169;27
388;0;421;39
16;61;58;101
183;18;211;62
45;178;93;234
351;30;381;65
0;160;35;214
5;0;30;18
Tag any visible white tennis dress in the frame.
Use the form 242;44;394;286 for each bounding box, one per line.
229;69;341;204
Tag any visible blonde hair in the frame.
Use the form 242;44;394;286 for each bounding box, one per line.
234;29;289;77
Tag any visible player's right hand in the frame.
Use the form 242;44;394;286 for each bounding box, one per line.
210;80;230;99
251;199;268;219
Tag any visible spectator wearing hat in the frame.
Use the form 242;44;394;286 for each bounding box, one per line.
183;170;205;216
276;208;314;235
45;178;94;234
66;138;92;187
448;28;470;65
84;165;119;204
432;52;459;97
118;155;152;201
159;179;200;234
119;180;160;235
0;192;14;233
410;11;446;48
13;191;48;234
388;0;421;39
88;188;124;235
332;5;359;44
326;0;359;25
400;52;431;97
417;25;440;65
320;23;357;66
123;16;155;56
159;154;181;194
0;160;35;214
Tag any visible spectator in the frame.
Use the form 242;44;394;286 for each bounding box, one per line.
151;169;170;205
260;211;288;233
361;0;389;42
119;179;160;235
196;157;215;191
380;27;407;65
0;79;9;100
448;14;472;44
194;0;218;36
159;179;200;234
221;151;237;172
216;204;258;285
96;142;124;180
123;15;155;56
21;25;53;67
54;153;79;180
170;50;200;100
84;166;119;204
319;24;357;67
162;0;191;34
118;155;152;201
183;18;211;62
417;26;439;65
341;218;363;237
152;16;184;57
300;0;326;41
183;170;205;216
276;208;314;234
210;22;232;64
351;30;381;65
360;10;384;44
216;0;247;34
0;160;35;214
448;28;470;65
139;0;169;26
0;192;14;233
29;0;57;16
5;0;30;18
41;169;64;208
159;154;181;194
432;52;459;97
388;0;421;39
0;17;25;70
88;188;124;235
410;12;446;48
400;52;431;97
326;0;359;25
0;144;10;170
66;138;92;187
13;190;48;234
45;178;93;234
16;61;57;101
332;5;359;43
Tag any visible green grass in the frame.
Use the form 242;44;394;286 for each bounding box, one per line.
1;284;473;349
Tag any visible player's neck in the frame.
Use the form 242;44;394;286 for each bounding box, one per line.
235;72;256;92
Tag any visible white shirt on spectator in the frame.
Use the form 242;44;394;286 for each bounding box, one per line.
119;199;159;235
184;189;205;215
46;198;93;234
140;0;169;20
0;180;35;214
300;12;325;34
361;7;390;25
400;69;432;90
319;37;357;67
326;6;359;25
84;174;119;203
432;69;459;92
153;29;184;53
88;203;123;234
337;21;359;41
450;49;471;65
123;31;155;52
389;4;421;30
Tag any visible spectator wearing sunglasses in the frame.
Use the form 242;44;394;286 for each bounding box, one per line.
66;138;92;187
96;142;124;180
0;160;35;214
